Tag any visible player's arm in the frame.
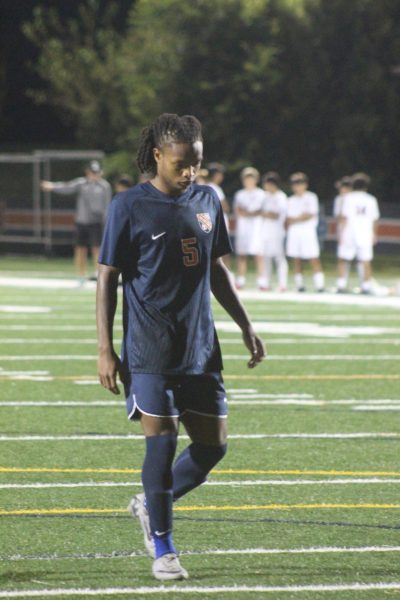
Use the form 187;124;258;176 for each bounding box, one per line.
373;219;379;245
40;180;80;195
210;258;265;368
288;212;315;224
96;263;125;394
236;206;249;217
263;210;280;220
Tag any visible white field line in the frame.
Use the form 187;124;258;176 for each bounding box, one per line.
2;399;400;409
215;320;400;338
1;354;400;361
0;432;399;441
2;478;400;490
354;406;400;411
0;306;51;314
1;582;400;597
3;545;400;563
1;337;400;345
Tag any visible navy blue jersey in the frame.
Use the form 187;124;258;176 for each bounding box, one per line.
99;182;232;375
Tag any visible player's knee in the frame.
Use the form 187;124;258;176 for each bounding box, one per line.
190;442;227;472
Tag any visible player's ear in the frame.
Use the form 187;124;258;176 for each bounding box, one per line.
153;147;162;164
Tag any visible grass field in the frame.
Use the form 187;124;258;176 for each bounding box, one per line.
1;255;400;598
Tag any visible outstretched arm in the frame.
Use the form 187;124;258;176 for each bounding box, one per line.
210;258;266;368
96;263;126;394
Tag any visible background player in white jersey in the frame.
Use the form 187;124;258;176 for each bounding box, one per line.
207;163;231;267
286;172;325;292
233;167;266;289
336;172;380;294
259;171;288;291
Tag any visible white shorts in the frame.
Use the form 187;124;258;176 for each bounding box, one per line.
235;216;262;255
337;243;373;262
286;227;320;259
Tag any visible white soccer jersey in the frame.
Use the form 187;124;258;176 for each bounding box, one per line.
286;191;320;259
234;187;265;255
340;191;380;247
287;191;319;227
333;193;347;218
260;190;287;257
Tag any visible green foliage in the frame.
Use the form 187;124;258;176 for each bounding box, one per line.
23;0;400;198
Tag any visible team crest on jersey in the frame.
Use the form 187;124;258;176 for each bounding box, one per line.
196;213;212;233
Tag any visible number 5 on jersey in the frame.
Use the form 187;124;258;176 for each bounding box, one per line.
181;237;199;267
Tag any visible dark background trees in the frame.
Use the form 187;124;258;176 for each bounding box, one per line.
2;0;400;201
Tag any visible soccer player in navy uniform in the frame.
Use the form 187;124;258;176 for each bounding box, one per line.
96;114;265;581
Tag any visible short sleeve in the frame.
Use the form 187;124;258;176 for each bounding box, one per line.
212;201;232;259
98;196;131;269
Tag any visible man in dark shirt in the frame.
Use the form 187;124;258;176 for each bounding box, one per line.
96;113;265;581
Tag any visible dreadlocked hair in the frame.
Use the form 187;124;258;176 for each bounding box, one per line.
136;113;203;175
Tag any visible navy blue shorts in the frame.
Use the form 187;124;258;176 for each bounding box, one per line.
124;372;228;421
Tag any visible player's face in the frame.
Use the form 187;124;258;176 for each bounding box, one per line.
243;175;257;190
291;181;308;195
263;182;278;193
154;141;203;196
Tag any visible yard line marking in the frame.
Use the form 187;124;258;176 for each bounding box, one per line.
3;545;400;562
1;582;400;597
225;374;400;380
2;354;400;361
354;405;400;411
1;432;400;441
2;478;400;489
0;305;51;313
224;355;400;360
2;503;400;516
2;467;400;476
2;372;400;382
2;337;400;345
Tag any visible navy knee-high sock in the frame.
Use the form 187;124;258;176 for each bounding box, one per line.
141;434;178;558
173;442;227;501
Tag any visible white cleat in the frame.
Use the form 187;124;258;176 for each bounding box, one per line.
152;553;189;581
127;493;155;559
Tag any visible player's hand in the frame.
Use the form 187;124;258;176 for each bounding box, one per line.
98;349;126;395
242;327;266;368
41;181;54;192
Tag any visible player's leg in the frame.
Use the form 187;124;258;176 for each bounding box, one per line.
75;224;89;280
275;253;288;291
360;261;372;293
310;257;325;292
172;373;228;501
336;258;350;292
264;256;273;290
74;246;87;279
256;254;269;290
125;375;187;579
173;413;227;500
89;224;103;279
293;257;305;291
236;255;247;289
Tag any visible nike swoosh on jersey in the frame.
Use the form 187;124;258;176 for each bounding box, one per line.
151;232;166;240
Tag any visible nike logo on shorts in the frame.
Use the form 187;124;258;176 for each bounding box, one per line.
152;232;166;240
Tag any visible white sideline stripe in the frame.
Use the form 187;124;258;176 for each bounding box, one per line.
2;399;400;409
1;354;400;361
2;478;400;490
4;545;400;563
354;406;400;411
1;582;400;597
0;305;51;314
0;432;398;441
1;338;400;345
